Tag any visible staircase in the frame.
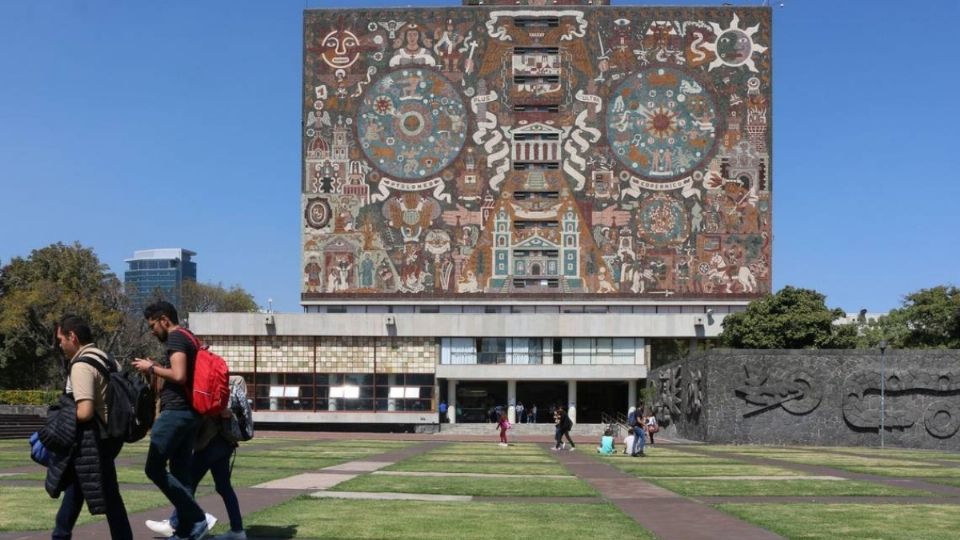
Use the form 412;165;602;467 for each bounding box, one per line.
0;413;46;439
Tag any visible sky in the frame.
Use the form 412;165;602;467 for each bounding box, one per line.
0;0;957;314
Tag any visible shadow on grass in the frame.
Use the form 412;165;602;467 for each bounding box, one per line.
248;524;298;539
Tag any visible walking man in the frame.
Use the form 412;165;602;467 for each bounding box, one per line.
133;301;209;540
51;315;133;540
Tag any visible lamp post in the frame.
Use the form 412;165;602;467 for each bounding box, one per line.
878;340;888;448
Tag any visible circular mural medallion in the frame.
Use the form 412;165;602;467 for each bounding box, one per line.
607;67;718;181
638;194;689;245
304;197;332;229
717;30;752;65
358;69;467;180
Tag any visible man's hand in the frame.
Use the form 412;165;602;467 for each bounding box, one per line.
131;358;155;375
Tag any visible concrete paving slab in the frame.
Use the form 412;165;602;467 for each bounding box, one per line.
321;460;393;472
372;470;570;479
253;473;356;490
652;475;845;481
310;490;472;502
0;472;23;478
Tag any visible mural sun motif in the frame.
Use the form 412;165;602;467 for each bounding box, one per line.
704;13;768;72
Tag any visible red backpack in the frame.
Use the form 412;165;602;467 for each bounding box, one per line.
178;329;230;417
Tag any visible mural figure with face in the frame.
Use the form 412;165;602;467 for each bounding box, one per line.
390;25;436;67
319;28;361;78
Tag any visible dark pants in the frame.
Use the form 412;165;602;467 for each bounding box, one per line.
171;436;243;533
53;438;132;540
145;409;204;538
554;428;575;449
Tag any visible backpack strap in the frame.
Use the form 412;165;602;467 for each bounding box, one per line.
74;353;117;377
176;328;205;351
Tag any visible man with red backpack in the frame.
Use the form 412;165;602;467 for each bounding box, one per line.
132;301;210;540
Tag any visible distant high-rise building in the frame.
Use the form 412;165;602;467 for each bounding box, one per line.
124;248;197;312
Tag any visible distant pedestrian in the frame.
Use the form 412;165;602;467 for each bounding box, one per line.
623;428;635;455
552;407;576;451
439;400;448;423
496;412;511;446
515;401;525;424
645;414;659;445
628;406;646;457
529;404;537;423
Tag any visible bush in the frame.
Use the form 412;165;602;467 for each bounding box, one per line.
0;390;59;405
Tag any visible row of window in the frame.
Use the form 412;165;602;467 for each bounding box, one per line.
440;337;641;366
309;305;744;314
237;373;435;412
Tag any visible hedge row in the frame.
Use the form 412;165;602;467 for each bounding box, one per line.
0;390;60;405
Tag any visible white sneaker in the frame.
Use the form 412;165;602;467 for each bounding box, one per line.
568;446;576;451
217;531;247;540
205;513;218;531
146;519;175;536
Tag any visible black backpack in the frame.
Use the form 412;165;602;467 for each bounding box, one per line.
77;354;155;443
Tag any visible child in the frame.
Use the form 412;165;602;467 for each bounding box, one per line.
623;427;635;455
496;412;511;446
597;429;615;455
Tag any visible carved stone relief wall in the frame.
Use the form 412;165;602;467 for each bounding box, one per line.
648;350;960;450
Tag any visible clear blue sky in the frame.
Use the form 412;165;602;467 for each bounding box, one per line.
1;0;956;314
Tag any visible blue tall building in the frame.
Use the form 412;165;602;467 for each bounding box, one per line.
124;248;197;312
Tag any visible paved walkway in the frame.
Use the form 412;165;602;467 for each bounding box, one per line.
548;444;785;540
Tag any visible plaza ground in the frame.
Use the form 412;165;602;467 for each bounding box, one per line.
1;432;959;539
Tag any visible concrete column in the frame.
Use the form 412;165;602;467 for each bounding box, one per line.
567;379;577;424
627;379;637;417
269;373;279;411
387;374;397;411
447;379;457;424
507;380;517;424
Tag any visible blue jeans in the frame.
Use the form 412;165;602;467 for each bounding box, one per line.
632;428;646;455
171;435;243;532
145;409;205;537
53;437;132;540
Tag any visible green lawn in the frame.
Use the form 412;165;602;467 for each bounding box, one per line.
717;503;960;540
332;474;597;497
0;486;174;531
243;498;654;539
650;478;937;497
386;457;569;476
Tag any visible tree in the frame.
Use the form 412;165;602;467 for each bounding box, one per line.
720;286;857;349
860;286;960;349
181;281;259;315
0;242;154;389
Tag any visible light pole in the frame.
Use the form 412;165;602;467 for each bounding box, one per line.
878;340;888;448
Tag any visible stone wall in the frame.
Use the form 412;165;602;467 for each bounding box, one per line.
649;349;960;451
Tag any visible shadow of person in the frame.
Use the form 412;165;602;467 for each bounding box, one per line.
246;525;298;539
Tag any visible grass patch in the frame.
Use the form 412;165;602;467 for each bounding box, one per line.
717;503;960;540
840;465;960;478
651;479;936;497
386;459;568;476
0;486;173;531
332;474;597;497
243;497;653;539
613;462;801;478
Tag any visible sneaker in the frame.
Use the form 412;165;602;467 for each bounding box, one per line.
217;531;247;540
147;519;175;536
204;513;218;531
568;446;576;451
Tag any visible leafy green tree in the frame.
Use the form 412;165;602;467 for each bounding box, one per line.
720;286;857;349
859;286;960;349
0;243;143;388
181;280;259;315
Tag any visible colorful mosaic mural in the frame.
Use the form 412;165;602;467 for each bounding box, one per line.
302;6;771;300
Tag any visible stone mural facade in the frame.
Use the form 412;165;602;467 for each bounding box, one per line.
302;6;771;300
649;350;960;451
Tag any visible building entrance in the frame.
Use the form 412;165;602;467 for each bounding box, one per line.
516;381;567;423
455;381;507;423
576;381;629;423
